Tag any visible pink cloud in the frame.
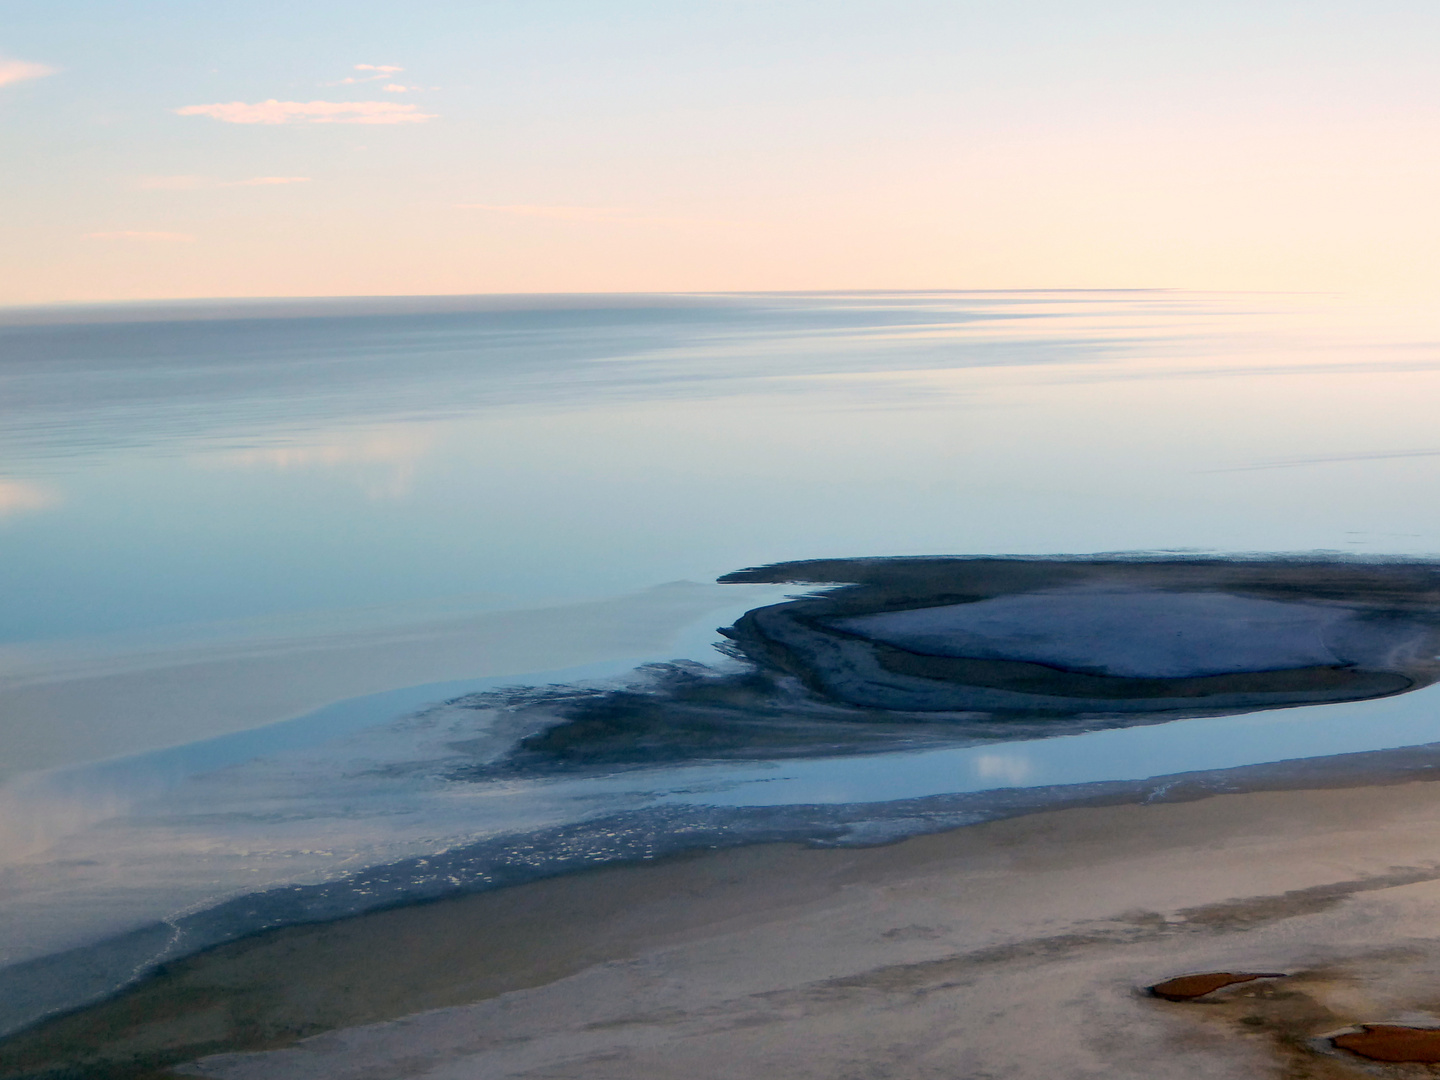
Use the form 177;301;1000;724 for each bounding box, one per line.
174;99;435;125
85;231;196;242
0;59;55;89
228;176;312;186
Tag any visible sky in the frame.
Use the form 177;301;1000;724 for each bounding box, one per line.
4;0;1440;304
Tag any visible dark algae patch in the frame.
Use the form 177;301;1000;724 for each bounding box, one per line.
1149;971;1288;1001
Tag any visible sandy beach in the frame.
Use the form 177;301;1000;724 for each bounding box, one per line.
10;772;1440;1078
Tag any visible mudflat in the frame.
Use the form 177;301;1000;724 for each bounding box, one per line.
14;778;1440;1078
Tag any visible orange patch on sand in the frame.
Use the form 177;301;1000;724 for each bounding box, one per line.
1332;1025;1440;1063
1149;972;1286;1001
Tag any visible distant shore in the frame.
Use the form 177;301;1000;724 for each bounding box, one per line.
12;757;1440;1078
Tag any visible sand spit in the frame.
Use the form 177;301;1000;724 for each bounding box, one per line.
14;780;1440;1078
720;555;1440;716
477;556;1440;775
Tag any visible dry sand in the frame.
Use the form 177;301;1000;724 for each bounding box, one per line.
13;779;1440;1078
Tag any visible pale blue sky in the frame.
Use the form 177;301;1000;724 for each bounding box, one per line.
6;1;1440;302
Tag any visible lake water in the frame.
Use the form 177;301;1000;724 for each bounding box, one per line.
4;290;1440;1034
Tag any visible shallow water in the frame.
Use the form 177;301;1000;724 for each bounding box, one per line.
4;290;1440;1034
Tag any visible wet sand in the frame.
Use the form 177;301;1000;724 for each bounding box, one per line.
14;777;1440;1078
0;581;758;783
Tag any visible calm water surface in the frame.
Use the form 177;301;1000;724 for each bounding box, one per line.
3;290;1440;1032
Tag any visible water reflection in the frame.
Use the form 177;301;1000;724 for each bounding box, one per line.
0;479;57;517
206;425;433;500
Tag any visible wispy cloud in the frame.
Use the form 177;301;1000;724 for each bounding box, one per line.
0;59;55;89
457;203;711;228
137;175;312;189
85;231;196;242
232;175;312;185
175;99;435;125
457;203;641;223
332;63;405;86
0;480;59;517
136;175;206;190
